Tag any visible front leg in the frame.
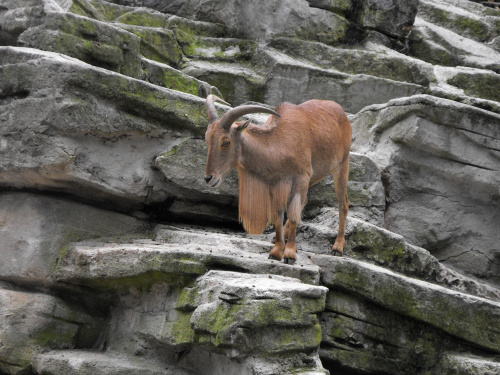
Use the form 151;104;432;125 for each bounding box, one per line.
283;181;308;265
269;212;285;261
283;221;298;265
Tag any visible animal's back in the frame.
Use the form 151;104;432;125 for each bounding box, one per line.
277;100;352;183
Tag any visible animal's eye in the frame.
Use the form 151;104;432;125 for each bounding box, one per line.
221;140;230;148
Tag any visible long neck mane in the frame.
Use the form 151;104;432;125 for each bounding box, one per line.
237;167;291;234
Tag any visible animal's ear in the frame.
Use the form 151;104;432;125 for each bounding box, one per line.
237;119;251;131
230;120;251;137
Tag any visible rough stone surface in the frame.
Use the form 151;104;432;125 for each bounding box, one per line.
0;47;209;210
0;192;147;286
315;255;500;353
149;0;352;45
33;350;194;375
352;95;500;286
0;287;103;374
0;0;499;374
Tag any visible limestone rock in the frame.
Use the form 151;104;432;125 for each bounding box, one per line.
358;0;418;39
105;270;329;375
33;350;194;375
0;192;147;286
153;0;352;45
352;95;500;286
0;287;102;374
295;209;500;301
0;46;208;210
253;47;425;113
434;353;500;375
53;229;322;287
314;255;500;353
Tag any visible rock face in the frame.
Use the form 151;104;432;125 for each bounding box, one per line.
0;0;499;374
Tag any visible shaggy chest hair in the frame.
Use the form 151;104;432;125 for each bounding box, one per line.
237;169;302;234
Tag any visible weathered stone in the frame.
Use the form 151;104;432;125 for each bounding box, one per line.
53;230;322;287
418;0;496;43
182;60;266;106
314;255;500;353
358;0;418;39
140;57;219;97
319;289;476;375
295;209;500;301
0;47;209;209
105;270;328;374
182;37;257;63
0;288;103;374
18;11;143;78
434;353;500;375
33;350;191;375
0;193;147;286
270;37;434;87
352;95;500;286
117;23;182;67
253;47;424;113
410;17;500;72
153;0;352;45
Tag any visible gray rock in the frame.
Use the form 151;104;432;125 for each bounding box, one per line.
33;350;193;375
17;9;143;78
253;47;425;113
418;0;496;43
434;353;500;375
297;209;500;302
359;0;418;39
410;17;500;72
0;46;208;209
0;287;103;374
320;289;481;374
106;270;328;374
53;231;322;287
153;0;351;45
0;192;147;286
314;255;500;353
352;95;500;286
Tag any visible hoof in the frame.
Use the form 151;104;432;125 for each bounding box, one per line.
332;250;343;257
268;254;282;261
283;257;296;265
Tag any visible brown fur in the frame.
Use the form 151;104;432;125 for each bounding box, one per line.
238;168;291;234
205;99;352;261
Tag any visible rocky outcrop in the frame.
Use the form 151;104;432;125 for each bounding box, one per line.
0;0;499;374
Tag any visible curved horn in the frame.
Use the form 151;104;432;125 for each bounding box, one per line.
219;105;281;130
205;94;230;124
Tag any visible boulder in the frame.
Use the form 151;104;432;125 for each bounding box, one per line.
352;95;500;286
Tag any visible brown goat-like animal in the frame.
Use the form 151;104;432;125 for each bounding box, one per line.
204;95;352;264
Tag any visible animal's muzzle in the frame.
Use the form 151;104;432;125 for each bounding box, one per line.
204;175;213;184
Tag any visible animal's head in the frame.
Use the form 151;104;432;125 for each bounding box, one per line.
204;95;280;188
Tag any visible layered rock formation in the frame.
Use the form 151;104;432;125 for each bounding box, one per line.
0;0;499;374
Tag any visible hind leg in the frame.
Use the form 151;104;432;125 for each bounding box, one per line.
332;157;350;256
269;212;285;261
